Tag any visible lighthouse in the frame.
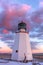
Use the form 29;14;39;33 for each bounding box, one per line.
12;22;33;62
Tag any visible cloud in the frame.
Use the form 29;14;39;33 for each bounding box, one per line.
30;8;43;41
0;40;8;47
39;1;43;8
2;29;9;34
0;40;12;53
0;3;31;31
36;44;43;50
0;0;43;52
30;37;43;43
21;4;31;11
31;9;43;23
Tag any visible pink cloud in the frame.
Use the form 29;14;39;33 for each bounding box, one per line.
5;4;31;16
39;1;43;7
21;4;31;11
0;47;12;53
31;15;41;23
0;36;3;38
2;29;9;34
2;4;31;31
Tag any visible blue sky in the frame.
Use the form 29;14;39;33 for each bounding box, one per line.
0;0;43;53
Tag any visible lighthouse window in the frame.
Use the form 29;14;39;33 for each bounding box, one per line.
16;50;18;53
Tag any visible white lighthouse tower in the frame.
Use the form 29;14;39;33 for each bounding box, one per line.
12;22;33;62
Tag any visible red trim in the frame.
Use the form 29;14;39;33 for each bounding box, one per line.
15;31;28;34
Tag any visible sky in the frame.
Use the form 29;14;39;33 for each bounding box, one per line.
0;0;43;53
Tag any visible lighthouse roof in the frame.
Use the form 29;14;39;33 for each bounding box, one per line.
18;22;26;30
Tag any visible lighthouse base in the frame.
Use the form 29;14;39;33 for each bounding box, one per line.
10;59;33;63
12;32;33;62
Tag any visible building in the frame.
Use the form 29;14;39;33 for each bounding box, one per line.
11;22;33;62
